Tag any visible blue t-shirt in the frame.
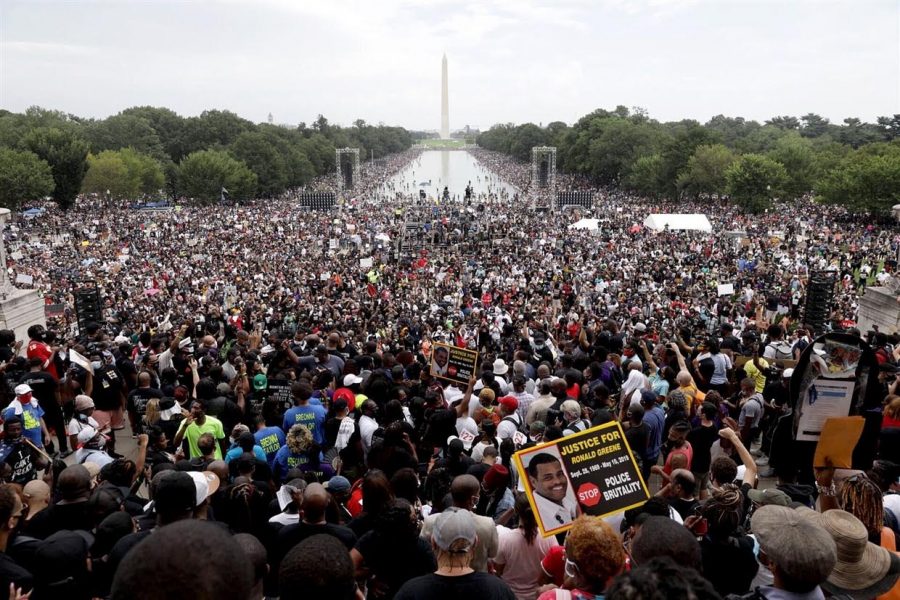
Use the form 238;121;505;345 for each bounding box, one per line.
273;445;309;482
254;426;286;468
2;403;45;448
224;444;267;464
282;404;327;446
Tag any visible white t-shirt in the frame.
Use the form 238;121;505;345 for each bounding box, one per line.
494;525;559;600
67;416;100;437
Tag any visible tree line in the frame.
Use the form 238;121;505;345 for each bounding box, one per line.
0;107;413;208
477;107;900;214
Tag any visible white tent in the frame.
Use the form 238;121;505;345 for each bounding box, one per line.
568;218;600;231
643;213;712;232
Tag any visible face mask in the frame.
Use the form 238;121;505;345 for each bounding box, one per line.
91;361;103;371
564;558;579;579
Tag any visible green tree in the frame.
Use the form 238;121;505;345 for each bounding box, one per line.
767;133;819;199
799;113;831;138
178;150;256;203
725;154;787;213
85;113;166;160
816;145;900;213
0;148;55;209
229;131;287;196
82;148;164;199
677;144;736;198
20;127;89;210
623;153;666;197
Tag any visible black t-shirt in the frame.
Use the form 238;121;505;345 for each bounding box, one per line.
18;371;57;408
356;533;436;599
395;571;515;600
24;502;93;540
0;442;35;485
127;387;164;420
624;423;649;462
700;534;759;596
668;496;700;521
93;366;124;411
687;424;720;474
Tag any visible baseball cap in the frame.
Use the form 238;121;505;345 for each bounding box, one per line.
343;374;363;386
324;475;351;494
752;505;836;588
74;395;95;411
187;471;220;506
253;373;268;391
431;507;477;553
498;396;518;412
483;464;509;491
14;384;32;396
34;530;94;586
178;337;194;353
634;322;647;333
747;488;792;507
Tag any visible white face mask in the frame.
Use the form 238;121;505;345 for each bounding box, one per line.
91;361;103;371
564;558;579;579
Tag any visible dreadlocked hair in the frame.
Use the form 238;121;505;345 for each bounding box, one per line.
838;476;884;541
701;483;743;538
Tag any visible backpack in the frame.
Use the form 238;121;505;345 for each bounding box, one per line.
766;341;793;361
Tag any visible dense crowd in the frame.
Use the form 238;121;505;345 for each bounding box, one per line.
0;147;897;599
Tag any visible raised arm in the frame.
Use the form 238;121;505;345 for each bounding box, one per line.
719;426;756;487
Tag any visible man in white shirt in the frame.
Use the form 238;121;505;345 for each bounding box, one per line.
527;452;579;531
496;396;521;441
358;400;380;458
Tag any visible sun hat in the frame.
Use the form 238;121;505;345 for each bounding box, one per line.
747;488;792;507
492;358;509;376
431;507;477;553
752;505;836;589
798;508;900;597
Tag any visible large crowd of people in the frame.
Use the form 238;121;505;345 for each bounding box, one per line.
0;146;897;599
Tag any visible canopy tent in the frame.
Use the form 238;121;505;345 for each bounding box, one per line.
643;213;712;232
568;218;600;231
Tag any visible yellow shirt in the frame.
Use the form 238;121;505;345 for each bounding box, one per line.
743;358;769;393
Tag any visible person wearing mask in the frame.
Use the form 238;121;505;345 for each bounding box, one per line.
1;385;50;452
536;516;625;600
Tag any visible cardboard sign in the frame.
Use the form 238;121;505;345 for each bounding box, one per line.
14;273;33;286
430;342;479;385
717;283;734;296
360;258;373;269
813;417;865;468
514;421;649;537
69;349;94;375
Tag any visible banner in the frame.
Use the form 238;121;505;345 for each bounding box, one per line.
717;283;734;296
69;348;94;375
15;274;33;286
429;342;479;385
514;421;649;537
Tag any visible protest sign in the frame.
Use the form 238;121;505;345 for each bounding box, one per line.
69;349;94;375
513;421;649;537
267;379;293;413
794;337;864;442
14;273;33;286
813;417;865;468
360;257;373;269
429;342;479;385
716;283;734;296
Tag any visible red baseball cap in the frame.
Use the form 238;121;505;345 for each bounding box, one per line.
498;396;519;412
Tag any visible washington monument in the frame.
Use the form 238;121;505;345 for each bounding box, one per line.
440;54;449;139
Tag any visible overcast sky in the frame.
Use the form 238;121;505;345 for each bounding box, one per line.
1;0;898;131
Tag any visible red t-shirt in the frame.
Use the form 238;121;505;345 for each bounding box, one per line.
663;442;693;475
27;340;57;378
